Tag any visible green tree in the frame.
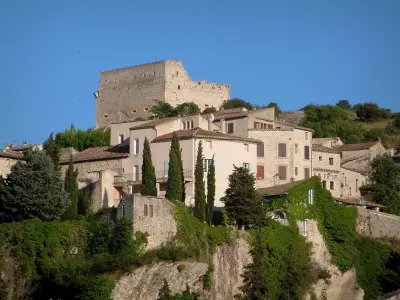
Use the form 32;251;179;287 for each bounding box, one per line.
54;125;110;151
394;117;400;129
150;101;179;118
194;141;206;222
166;134;183;202
206;156;215;225
141;137;157;196
1;151;70;221
175;102;201;116
43;132;60;167
267;102;281;117
202;107;217;114
240;229;268;299
354;102;381;122
110;217;134;254
336;100;352;111
63;156;79;220
222;98;253;111
78;188;90;216
222;166;265;228
345;134;361;144
157;279;172;300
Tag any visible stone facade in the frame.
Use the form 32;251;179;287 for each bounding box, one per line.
0;155;20;178
356;207;400;239
118;194;177;250
95;60;230;127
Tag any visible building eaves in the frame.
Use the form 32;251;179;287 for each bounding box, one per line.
0;150;24;160
59;145;129;164
152;128;261;144
312;145;341;154
129;116;180;130
256;179;308;196
333;140;380;152
333;197;385;208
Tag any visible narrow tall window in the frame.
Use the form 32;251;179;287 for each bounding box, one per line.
319;156;322;161
203;159;212;172
308;189;314;205
243;163;250;169
134;165;140;182
227;123;234;133
329;158;334;165
118;134;124;144
244;144;249;152
305;132;309;140
257;165;264;179
304;168;310;179
134;139;140;155
257;142;264;157
278;166;287;180
295;167;298;176
278;143;287;157
323;180;327;189
330;181;334;190
295;144;298;153
149;205;154;217
206;140;212;149
304;146;310;160
144;204;148;216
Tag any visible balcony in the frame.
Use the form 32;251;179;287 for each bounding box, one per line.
114;169;193;186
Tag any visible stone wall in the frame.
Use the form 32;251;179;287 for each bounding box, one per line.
96;60;230;127
118;194;177;250
356;207;400;239
0;157;19;178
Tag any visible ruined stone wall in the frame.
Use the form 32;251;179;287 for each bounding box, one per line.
96;60;230;127
96;61;166;127
164;60;229;111
131;194;177;250
356;207;400;239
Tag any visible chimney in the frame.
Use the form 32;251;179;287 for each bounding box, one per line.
94;91;100;98
220;119;226;134
23;140;27;145
208;114;215;131
5;142;9;149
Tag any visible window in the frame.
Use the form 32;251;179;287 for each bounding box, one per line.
257;142;264;157
295;167;298;176
191;120;194;128
132;109;137;113
243;163;250;169
128;185;133;194
268;124;273;129
134;138;139;155
144;107;149;111
329;158;334;165
276;127;281;129
304;146;310;160
206;140;212;149
118;134;124;144
304;168;310;179
278;143;287;157
330;181;334;190
254;121;259;129
295;144;298;153
134;165;140;182
319;156;322;161
323;180;327;189
356;179;359;191
204;159;212;172
178;85;180;90
244;144;249;152
182;122;186;129
149;205;154;217
164;160;169;178
305;132;309;140
257;165;264;179
308;189;314;205
278;166;287;180
227;123;234;133
300;220;307;236
144;204;148;216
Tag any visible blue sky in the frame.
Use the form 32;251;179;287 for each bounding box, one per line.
0;0;399;146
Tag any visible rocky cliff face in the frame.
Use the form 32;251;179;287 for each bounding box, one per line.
112;237;251;300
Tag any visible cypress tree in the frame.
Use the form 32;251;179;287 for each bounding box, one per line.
206;155;215;225
63;155;79;220
43;132;59;168
78;187;90;216
166;133;183;201
194;141;206;222
141;137;157;196
178;147;186;203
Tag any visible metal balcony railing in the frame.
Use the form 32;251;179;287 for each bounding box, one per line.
114;169;193;185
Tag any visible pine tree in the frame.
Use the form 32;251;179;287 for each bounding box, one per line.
194;141;206;222
166;133;183;201
63;155;79;220
141;137;157;196
222;166;265;228
206;155;215;225
1;150;69;221
43;132;59;168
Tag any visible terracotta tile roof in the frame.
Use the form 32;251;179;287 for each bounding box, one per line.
248;128;295;132
129;116;180;130
333;197;385;208
279;111;305;126
152;128;261;144
256;179;308;196
312;145;341;154
341;162;369;176
0;150;23;160
312;137;341;145
60;145;129;164
333;140;380;152
203;107;272;122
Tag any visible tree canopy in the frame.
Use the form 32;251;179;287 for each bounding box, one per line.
0;151;70;222
222;98;253;111
150;101;201;118
267;102;281;117
165;134;184;202
336;100;352;111
54;125;110;151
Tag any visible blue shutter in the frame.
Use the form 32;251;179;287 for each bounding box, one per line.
164;160;169;178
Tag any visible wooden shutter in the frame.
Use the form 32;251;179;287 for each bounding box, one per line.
257;165;264;179
278;166;287;180
164;160;169;178
304;146;310;160
257;142;264;157
227;123;234;133
278;143;287;157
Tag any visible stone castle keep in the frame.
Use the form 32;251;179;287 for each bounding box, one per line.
94;60;230;127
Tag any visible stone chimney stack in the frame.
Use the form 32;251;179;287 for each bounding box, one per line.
5;143;9;149
23;141;27;145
